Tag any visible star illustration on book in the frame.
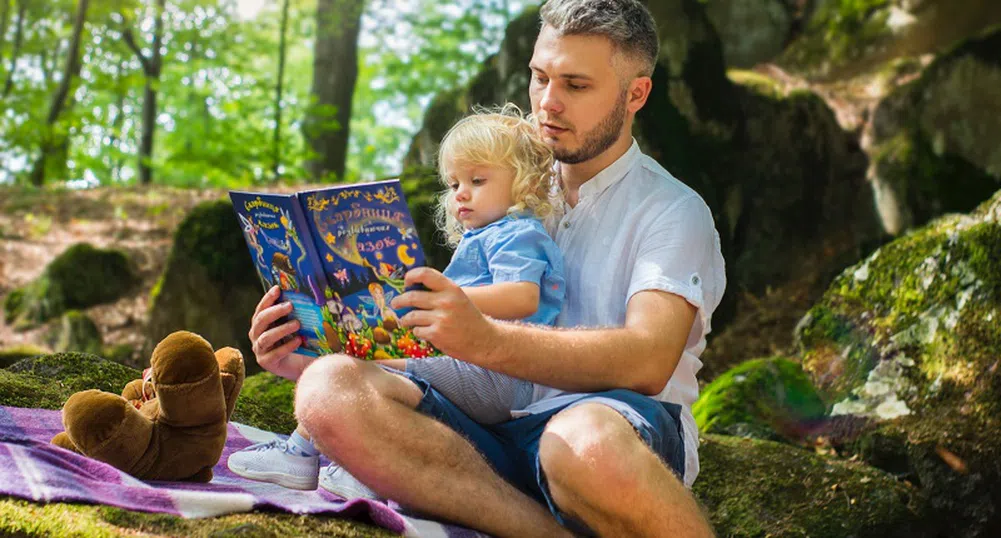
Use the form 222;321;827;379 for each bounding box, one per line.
399;226;414;240
326;253;334;262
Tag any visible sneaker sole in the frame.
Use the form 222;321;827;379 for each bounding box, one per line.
228;463;319;490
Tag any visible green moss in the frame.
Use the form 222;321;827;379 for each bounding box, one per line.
399;165;451;271
727;69;784;99
780;0;892;77
3;244;137;328
693;357;826;441
231;372;297;434
1;354;141;407
694;434;925;538
171;200;256;285
0;496;395;537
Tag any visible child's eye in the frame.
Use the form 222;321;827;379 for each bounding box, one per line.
448;183;459;191
471;177;486;185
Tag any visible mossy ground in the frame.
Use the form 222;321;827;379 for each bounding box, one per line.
0;497;396;537
232;372;298;435
694;434;925;538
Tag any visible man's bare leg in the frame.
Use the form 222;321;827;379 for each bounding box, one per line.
295;354;572;538
540;403;715;537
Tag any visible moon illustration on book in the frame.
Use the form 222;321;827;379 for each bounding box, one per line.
397;244;416;266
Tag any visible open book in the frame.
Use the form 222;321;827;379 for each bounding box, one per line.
229;180;436;359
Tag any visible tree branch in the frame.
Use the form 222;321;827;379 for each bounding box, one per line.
122;26;151;74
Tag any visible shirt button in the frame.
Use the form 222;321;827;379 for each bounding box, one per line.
562;221;570;228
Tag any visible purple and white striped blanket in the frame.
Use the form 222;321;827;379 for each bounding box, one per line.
0;406;486;537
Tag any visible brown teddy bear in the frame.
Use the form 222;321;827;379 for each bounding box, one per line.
51;331;245;482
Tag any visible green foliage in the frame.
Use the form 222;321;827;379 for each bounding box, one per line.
1;0;527;186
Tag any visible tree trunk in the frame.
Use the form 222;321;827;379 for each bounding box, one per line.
29;0;89;186
272;0;290;182
123;0;165;185
303;0;364;183
2;0;26;98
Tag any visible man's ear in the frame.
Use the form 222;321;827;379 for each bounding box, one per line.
627;76;653;113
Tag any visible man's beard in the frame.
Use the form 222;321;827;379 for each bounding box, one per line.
552;90;628;165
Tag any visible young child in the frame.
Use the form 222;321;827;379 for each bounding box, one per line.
228;105;565;497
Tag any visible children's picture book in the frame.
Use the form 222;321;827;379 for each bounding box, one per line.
229;179;437;360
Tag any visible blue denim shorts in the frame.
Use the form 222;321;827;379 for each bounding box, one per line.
391;368;685;532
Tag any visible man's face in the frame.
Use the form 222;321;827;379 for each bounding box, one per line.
529;25;630;164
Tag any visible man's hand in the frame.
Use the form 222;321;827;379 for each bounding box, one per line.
391;267;499;361
249;285;312;380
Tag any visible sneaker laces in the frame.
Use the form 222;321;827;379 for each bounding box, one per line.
248;439;289;453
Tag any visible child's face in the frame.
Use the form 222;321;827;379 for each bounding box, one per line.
445;161;515;230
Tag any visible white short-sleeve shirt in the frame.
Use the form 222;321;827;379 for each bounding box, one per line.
514;140;726;487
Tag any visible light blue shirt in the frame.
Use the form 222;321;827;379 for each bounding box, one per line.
444;213;565;326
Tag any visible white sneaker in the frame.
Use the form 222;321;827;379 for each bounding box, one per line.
227;439;320;490
318;463;380;500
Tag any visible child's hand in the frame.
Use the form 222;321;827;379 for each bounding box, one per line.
249;286;306;380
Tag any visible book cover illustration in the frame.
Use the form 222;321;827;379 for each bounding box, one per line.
299;180;436;360
229;191;336;357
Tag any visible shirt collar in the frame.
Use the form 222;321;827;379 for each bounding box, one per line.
570;139;640;203
461;211;529;239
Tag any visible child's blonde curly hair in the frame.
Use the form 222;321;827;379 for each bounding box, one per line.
434;104;558;248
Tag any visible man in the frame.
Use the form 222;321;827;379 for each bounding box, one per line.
250;1;724;536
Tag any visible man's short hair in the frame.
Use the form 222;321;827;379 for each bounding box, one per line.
539;0;659;77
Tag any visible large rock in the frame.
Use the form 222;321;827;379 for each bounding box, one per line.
694;356;826;441
144;200;263;373
3;243;138;329
44;310;103;355
703;0;817;68
866;29;1001;234
779;0;1001;81
795;190;1001;536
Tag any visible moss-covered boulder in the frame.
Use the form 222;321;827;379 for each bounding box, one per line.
44;310;103;355
694;434;928;538
144;200;263;373
3;243;137;329
400;165;452;271
779;0;1001;81
795;189;1001;535
0;353;141;409
694;357;827;441
867;29;1001;234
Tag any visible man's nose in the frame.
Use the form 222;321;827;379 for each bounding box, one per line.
539;84;564;116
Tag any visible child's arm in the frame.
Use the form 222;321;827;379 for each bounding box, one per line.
462;282;540;320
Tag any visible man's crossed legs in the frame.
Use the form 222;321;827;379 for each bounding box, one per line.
294;355;711;538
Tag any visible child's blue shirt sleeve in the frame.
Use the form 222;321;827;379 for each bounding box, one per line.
482;218;565;325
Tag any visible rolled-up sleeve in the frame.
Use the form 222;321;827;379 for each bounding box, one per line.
627;195;726;338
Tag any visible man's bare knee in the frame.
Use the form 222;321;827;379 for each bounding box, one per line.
539;404;645;506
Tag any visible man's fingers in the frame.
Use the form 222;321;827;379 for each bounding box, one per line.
253;286;281;317
391;290;435;311
257;335;302;371
403;267;452;291
254;319;300;356
250;301;294;341
399;308;435;329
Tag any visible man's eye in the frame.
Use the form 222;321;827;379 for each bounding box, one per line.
533;74;548;85
568;83;587;91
